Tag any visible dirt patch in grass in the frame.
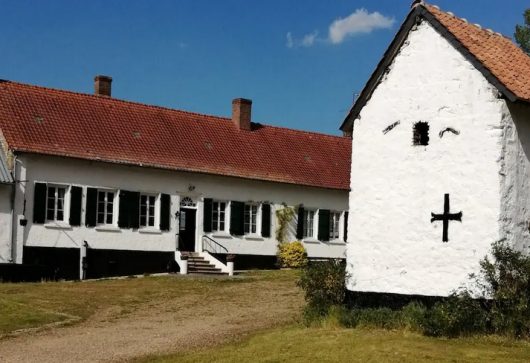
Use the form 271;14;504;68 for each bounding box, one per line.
141;326;530;363
0;270;302;362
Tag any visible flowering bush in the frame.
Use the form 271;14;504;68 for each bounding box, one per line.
278;241;307;268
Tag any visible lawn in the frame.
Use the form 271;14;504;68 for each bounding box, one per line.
140;326;530;363
3;270;530;362
0;270;301;336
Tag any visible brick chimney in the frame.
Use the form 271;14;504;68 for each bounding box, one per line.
94;75;112;97
232;98;252;131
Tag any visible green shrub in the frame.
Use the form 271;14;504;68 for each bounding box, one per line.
478;241;530;338
299;241;530;338
423;293;488;337
278;241;307;268
297;259;347;318
401;301;428;332
336;302;426;332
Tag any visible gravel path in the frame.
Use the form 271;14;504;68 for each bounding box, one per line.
0;275;303;363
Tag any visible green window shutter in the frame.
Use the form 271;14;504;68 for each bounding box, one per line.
33;182;47;224
318;209;330;242
261;203;271;238
230;201;245;236
160;194;171;231
296;206;305;240
85;188;98;227
69;186;83;226
203;198;213;232
118;190;132;228
344;211;349;242
129;192;140;229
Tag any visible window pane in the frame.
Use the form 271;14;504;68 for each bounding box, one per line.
98;192;105;202
212;219;218;231
57;210;64;221
141;195;147;205
106;212;113;224
47;209;54;221
107;193;114;203
106;201;113;215
98;213;105;224
149;215;155;227
140;205;147;216
149;196;155;206
140;215;146;227
57;196;64;212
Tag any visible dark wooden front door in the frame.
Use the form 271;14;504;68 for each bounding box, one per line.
179;208;196;252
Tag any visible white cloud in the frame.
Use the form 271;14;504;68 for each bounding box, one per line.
301;31;319;47
286;8;395;48
286;30;319;48
329;9;395;44
286;32;294;48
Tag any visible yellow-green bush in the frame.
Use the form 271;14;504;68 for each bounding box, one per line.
278;241;307;268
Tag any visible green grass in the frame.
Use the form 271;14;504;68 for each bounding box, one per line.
0;270;299;335
139;326;530;363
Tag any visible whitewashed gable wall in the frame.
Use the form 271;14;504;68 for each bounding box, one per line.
347;21;506;296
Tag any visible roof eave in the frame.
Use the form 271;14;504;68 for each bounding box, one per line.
13;150;350;192
339;5;523;133
421;10;519;104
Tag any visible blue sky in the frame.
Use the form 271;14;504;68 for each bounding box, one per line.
1;0;528;135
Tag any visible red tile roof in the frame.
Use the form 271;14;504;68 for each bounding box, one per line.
425;4;530;103
0;80;351;190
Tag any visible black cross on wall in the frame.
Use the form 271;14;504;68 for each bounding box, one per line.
431;194;462;243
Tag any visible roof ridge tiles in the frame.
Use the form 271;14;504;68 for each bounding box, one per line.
0;79;345;139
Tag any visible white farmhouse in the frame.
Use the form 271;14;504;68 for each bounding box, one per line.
0;76;351;280
341;3;530;297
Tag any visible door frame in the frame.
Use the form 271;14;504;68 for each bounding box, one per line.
179;196;198;252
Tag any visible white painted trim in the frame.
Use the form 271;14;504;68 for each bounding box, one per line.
199;251;229;273
44;223;72;230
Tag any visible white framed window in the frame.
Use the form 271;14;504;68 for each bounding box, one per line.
97;190;116;225
140;194;159;228
212;201;227;232
46;185;68;222
329;211;341;240
303;209;316;238
244;204;259;235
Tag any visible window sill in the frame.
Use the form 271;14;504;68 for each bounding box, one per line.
139;228;162;234
303;238;320;244
244;235;264;241
328;240;346;245
95;226;121;232
44;223;72;230
211;233;233;239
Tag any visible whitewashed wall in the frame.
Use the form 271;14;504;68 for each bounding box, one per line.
0;185;12;262
500;102;530;253
347;21;506;297
12;154;347;263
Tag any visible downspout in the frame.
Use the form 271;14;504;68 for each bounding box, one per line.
9;154;17;263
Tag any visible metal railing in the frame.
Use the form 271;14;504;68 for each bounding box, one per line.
202;235;228;254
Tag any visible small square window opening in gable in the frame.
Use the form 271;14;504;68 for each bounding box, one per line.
413;121;429;146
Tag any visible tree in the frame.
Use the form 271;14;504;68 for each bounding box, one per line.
515;9;530;54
